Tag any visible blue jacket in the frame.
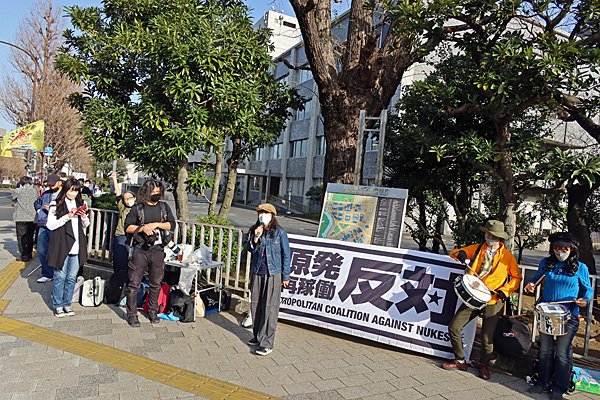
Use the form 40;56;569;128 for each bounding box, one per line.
530;258;594;317
34;189;58;227
245;226;291;281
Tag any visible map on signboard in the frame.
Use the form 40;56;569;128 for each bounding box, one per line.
318;184;408;247
318;192;378;243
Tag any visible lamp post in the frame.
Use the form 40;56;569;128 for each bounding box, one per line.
0;39;42;175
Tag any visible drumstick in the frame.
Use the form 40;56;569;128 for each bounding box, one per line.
533;274;545;287
549;299;595;305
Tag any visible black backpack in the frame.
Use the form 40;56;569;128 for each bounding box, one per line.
493;297;532;358
167;288;195;323
105;269;129;304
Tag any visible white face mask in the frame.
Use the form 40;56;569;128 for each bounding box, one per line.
485;237;500;248
258;213;272;226
555;251;570;262
66;191;78;200
125;199;135;207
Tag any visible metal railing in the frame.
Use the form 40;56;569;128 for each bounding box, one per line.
86;208;252;299
267;194;309;214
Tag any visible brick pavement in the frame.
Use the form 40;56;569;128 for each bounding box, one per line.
0;219;598;399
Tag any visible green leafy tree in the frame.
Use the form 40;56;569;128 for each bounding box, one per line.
57;0;298;221
546;150;600;273
424;0;600;249
90;158;127;189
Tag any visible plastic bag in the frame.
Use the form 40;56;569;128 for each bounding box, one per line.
183;244;212;267
178;264;197;296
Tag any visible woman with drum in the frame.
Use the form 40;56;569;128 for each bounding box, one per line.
525;232;593;400
442;220;522;380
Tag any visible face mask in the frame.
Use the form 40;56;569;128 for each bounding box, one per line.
84;184;89;188
258;213;272;226
150;194;160;202
555;251;570;262
485;237;500;248
125;199;135;207
66;191;77;200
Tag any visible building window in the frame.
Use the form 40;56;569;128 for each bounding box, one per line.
366;132;379;152
297;68;312;84
251;147;264;161
287;178;305;196
316;136;326;156
283;21;296;28
294;99;312;120
252;177;260;191
289;139;308;158
269;143;282;160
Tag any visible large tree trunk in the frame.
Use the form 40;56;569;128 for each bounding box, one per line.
174;156;189;222
219;138;242;219
208;145;224;215
321;102;361;184
494;122;518;252
567;184;597;275
288;0;438;187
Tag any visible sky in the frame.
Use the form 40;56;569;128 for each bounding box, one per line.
0;0;297;132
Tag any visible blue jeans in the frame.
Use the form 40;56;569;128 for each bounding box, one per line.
113;235;130;271
37;226;54;278
52;255;79;309
537;316;579;395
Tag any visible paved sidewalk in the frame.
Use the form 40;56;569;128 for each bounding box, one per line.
0;219;598;400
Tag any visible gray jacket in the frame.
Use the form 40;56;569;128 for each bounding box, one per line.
12;184;39;222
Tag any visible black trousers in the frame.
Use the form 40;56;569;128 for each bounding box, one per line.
124;249;165;317
16;221;35;258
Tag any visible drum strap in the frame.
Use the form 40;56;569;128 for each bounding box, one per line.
467;243;484;274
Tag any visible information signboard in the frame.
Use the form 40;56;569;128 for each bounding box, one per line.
318;183;408;248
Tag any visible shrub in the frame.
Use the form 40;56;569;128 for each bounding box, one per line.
195;214;241;267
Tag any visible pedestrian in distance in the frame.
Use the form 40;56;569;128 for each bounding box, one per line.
110;172;136;271
81;179;93;197
442;220;522;379
526;232;593;400
12;176;38;262
46;178;89;318
245;203;291;356
33;173;63;283
123;179;175;327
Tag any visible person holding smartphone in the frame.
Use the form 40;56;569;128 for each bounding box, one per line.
46;178;89;318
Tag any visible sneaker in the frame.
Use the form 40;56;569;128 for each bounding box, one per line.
441;359;468;371
54;308;65;318
247;338;259;346
37;276;53;283
256;347;272;356
148;311;160;324
63;307;75;316
478;363;491;380
127;315;140;327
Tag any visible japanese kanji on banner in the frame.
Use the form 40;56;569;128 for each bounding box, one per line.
280;234;476;359
0;120;45;157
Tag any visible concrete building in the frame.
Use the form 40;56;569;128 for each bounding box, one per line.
192;9;598;228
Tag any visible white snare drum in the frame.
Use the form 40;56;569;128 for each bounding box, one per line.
535;303;570;336
453;274;492;310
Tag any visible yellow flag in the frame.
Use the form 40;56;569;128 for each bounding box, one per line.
0;120;45;157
